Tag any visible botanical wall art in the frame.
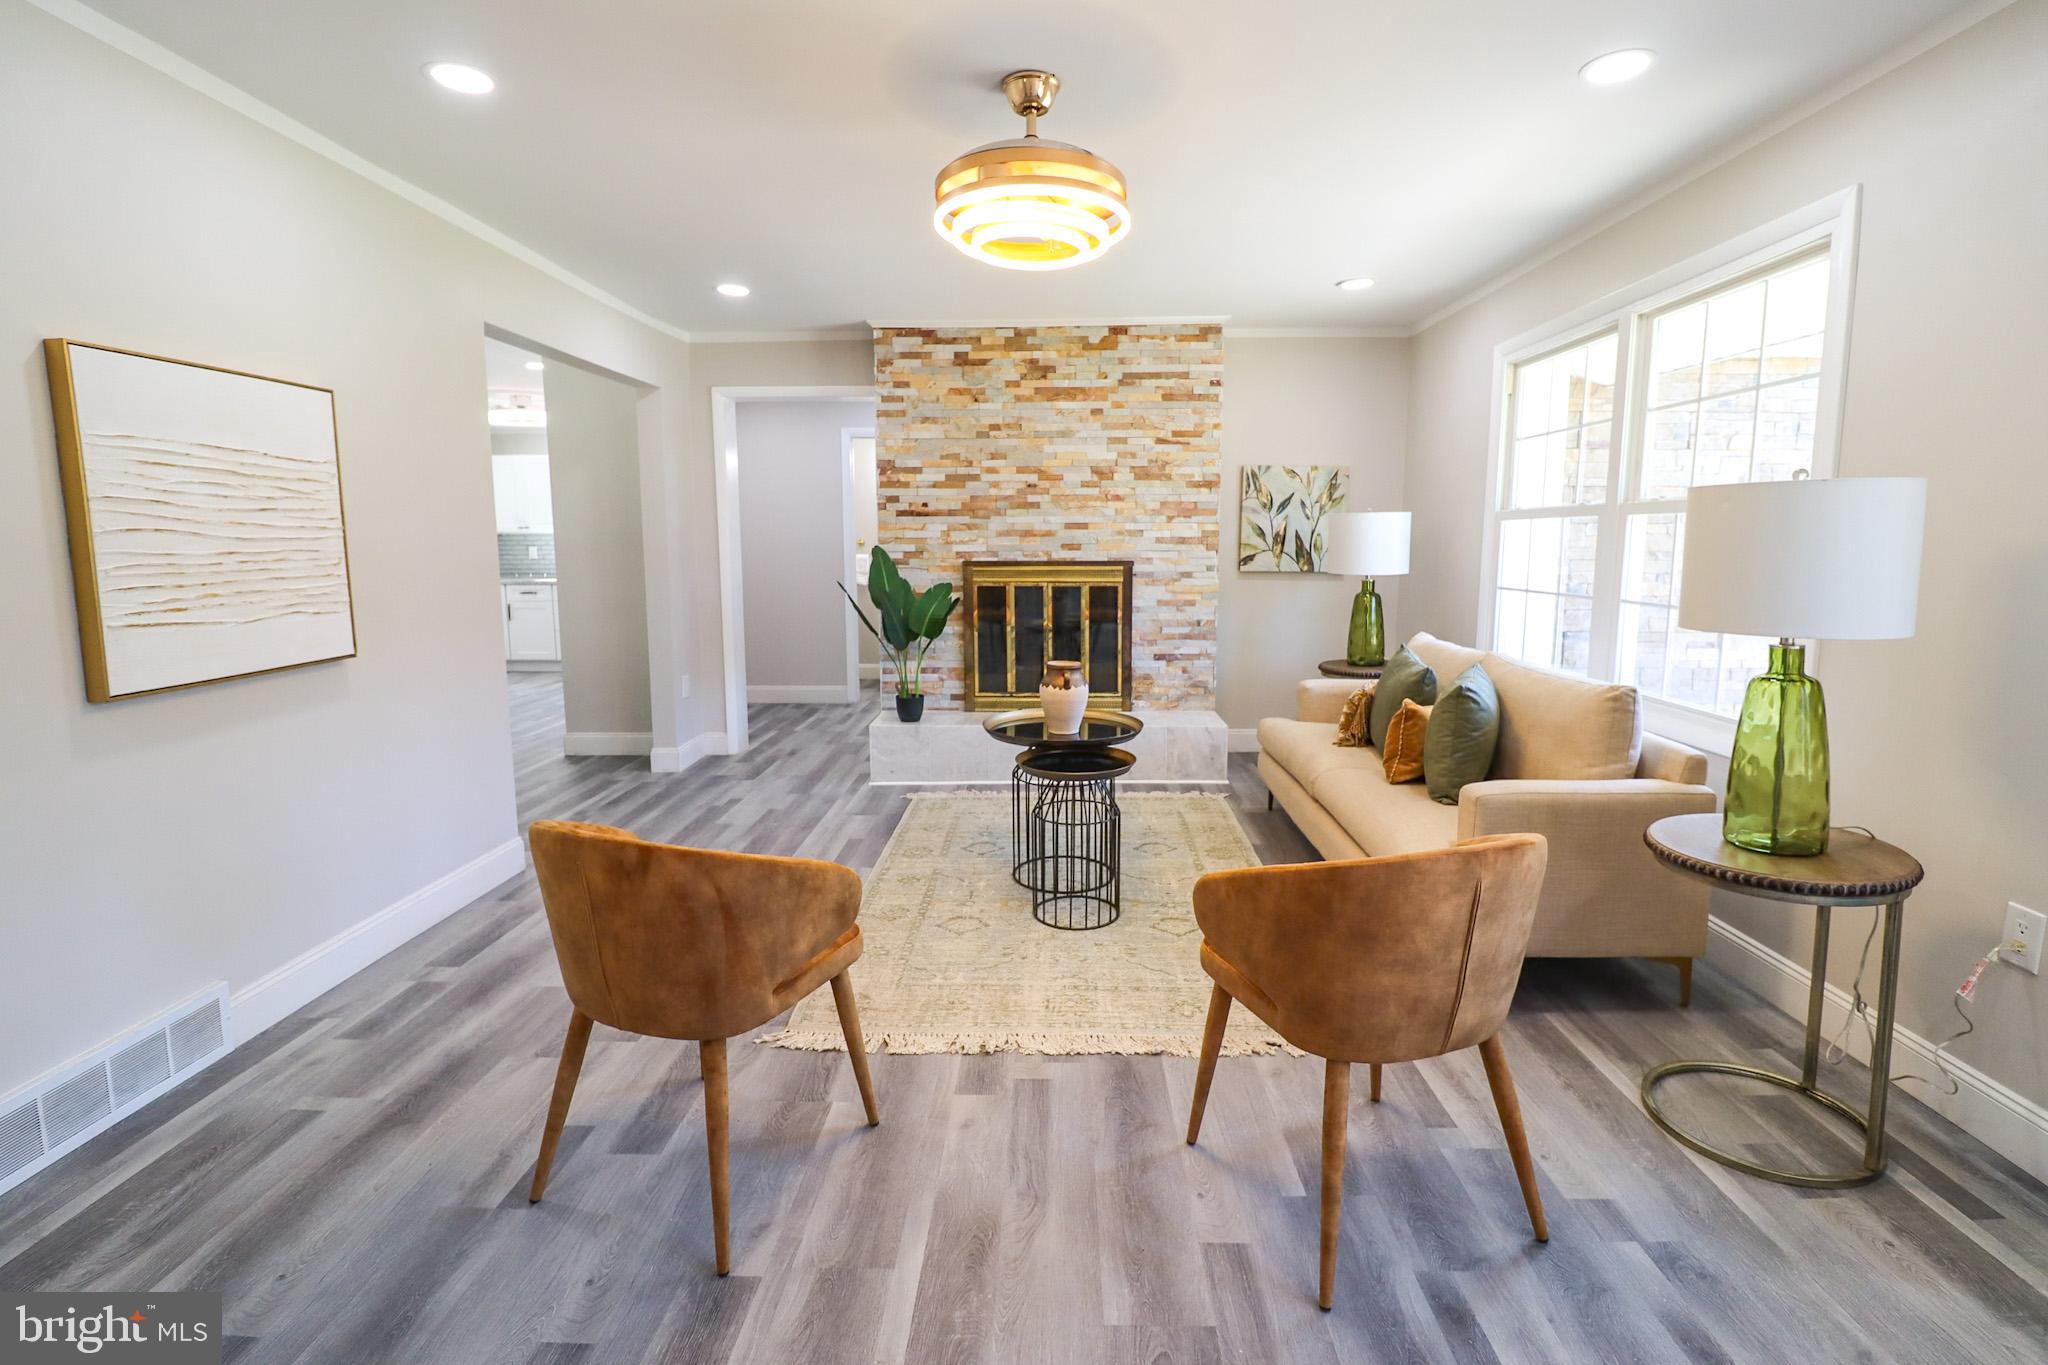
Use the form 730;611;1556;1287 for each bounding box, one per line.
45;340;356;701
1237;464;1349;572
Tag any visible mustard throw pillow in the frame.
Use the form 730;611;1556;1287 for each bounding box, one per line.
1381;699;1432;784
1334;685;1377;747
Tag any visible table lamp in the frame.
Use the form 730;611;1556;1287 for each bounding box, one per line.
1679;477;1925;856
1324;511;1411;667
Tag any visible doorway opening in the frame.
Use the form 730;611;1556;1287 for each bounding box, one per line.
485;337;563;756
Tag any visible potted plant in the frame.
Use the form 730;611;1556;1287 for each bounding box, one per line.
839;546;958;722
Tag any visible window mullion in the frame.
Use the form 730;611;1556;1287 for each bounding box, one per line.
1585;311;1643;683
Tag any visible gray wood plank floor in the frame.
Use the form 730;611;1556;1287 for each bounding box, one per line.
4;672;2046;1363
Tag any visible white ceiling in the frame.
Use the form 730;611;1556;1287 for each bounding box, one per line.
79;0;1981;333
482;336;543;394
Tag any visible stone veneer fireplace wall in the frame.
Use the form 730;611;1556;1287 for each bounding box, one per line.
875;324;1223;709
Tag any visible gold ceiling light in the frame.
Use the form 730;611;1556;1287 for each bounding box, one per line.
933;70;1131;271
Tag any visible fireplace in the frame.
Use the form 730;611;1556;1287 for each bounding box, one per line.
961;560;1134;711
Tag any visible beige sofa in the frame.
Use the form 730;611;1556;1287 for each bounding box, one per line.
1257;632;1716;997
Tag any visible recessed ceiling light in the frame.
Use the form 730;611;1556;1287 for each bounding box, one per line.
425;62;495;95
524;360;544;372
716;282;751;298
1336;277;1375;292
1579;49;1655;86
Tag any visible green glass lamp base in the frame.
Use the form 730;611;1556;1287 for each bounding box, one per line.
1345;580;1385;667
1724;642;1831;856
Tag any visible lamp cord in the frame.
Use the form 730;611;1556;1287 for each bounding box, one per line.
1818;826;1970;1095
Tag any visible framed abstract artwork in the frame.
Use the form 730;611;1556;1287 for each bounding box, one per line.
1238;464;1349;572
44;340;357;702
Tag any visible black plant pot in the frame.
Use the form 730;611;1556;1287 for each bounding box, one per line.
895;694;925;723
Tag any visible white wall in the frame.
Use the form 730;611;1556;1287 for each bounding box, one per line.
0;2;700;1097
545;361;653;742
736;399;875;695
1219;337;1411;733
1402;2;2048;1116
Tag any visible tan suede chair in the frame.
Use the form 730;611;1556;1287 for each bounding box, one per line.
1185;834;1550;1310
524;820;878;1276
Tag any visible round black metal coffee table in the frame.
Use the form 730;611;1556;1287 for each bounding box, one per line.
985;710;1143;930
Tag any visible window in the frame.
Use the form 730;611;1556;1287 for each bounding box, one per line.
1481;196;1856;747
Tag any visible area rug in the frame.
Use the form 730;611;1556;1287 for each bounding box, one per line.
758;791;1297;1057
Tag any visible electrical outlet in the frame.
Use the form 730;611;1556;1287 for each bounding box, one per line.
2004;903;2045;974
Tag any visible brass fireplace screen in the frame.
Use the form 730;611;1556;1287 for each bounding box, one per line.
962;560;1134;711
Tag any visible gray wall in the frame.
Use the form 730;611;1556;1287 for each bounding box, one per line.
736;399;875;693
546;362;653;739
0;2;695;1097
1219;337;1410;732
1402;2;2048;1113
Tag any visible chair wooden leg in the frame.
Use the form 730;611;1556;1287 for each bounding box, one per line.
1478;1034;1547;1242
1319;1059;1350;1310
829;970;880;1127
529;1010;593;1203
1266;790;1274;810
701;1038;732;1275
1654;956;1694;1007
1186;984;1232;1145
1369;1062;1382;1103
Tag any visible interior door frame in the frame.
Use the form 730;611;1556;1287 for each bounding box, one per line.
709;385;878;755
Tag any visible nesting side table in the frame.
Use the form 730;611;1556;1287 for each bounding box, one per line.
1641;813;1925;1187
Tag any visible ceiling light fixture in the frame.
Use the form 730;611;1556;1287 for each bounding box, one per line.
716;282;751;298
425;62;495;95
1579;48;1655;86
1336;278;1375;292
933;70;1131;271
523;360;545;372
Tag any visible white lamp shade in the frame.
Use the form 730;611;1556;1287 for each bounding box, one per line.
1678;477;1925;640
1323;511;1411;577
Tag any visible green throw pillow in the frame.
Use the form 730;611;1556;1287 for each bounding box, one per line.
1368;645;1438;749
1425;664;1501;805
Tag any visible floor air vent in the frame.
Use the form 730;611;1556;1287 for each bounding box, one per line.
0;984;230;1198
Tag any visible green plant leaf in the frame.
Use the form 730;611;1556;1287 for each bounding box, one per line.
867;544;906;613
908;582;955;640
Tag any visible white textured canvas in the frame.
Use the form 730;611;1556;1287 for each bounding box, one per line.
64;344;355;697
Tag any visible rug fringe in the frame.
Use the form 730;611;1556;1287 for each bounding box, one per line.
754;1028;1303;1058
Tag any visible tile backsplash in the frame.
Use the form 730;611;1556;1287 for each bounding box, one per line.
499;532;556;578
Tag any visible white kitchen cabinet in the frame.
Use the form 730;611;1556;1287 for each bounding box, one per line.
504;582;560;661
492;454;555;533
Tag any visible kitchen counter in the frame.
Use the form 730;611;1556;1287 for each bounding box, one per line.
502;576;557;584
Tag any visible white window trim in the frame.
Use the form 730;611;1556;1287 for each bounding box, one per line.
1477;186;1862;755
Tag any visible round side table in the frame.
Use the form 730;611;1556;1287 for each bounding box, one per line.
1014;746;1132;930
1641;813;1924;1187
1317;660;1383;680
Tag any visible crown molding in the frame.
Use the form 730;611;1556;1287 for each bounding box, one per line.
688;329;871;345
868;316;1229;331
1409;0;2018;335
27;0;696;345
1224;326;1411;340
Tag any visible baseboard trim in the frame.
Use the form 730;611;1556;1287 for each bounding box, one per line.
650;730;731;773
562;730;653;756
1705;914;2048;1183
232;838;527;1044
748;685;854;704
1227;727;1260;754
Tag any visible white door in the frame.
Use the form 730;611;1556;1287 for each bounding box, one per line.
506;584;558;660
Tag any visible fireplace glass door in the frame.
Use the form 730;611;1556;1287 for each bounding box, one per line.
962;561;1134;710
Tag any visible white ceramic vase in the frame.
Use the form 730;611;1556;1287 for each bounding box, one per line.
1038;660;1089;734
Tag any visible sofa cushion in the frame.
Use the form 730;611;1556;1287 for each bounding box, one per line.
1425;664;1501;805
1408;632;1487;684
1312;764;1461;856
1257;717;1383;793
1368;644;1438;748
1478;651;1642;780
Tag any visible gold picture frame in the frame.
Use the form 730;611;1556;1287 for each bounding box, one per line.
45;339;358;702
